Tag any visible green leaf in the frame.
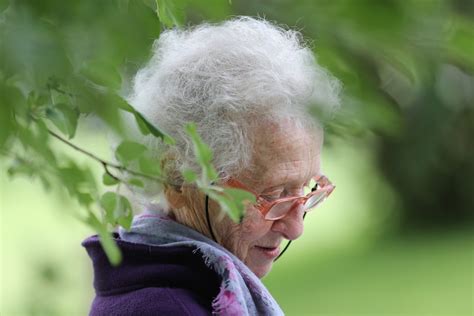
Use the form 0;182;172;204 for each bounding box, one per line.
128;178;144;188
112;97;174;144
16;120;57;164
134;112;151;135
85;212;122;266
6;156;53;192
155;0;183;27
7;158;35;178
77;192;94;207
57;163;97;207
45;103;79;138
446;17;474;69
38;173;52;191
100;192;134;230
116;196;134;230
115;140;147;164
100;192;117;223
197;185;256;223
80;60;122;90
106;93;174;144
185;123;211;162
103;173;120;186
138;156;161;176
98;229;122;266
134;111;175;144
114;95;136;113
206;190;241;222
116;195;132;220
27;90;49;110
70;77;126;136
182;169;197;183
223;187;256;207
218;188;255;222
0;83;21;149
185;122;218;181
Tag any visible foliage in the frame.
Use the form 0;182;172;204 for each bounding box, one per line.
184;123;256;222
0;0;250;265
1;0;473;266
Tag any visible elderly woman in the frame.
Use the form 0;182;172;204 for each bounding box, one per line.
83;17;340;315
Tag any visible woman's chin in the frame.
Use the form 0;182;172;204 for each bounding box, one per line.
246;248;277;278
249;262;273;278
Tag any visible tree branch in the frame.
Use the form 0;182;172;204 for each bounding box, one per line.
103;163;120;181
47;129;165;183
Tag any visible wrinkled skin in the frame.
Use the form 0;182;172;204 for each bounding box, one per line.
218;121;323;278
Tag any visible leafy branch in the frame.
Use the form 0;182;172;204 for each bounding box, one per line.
47;129;165;184
182;123;256;223
0;0;254;268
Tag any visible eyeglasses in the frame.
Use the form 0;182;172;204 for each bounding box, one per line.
225;175;335;220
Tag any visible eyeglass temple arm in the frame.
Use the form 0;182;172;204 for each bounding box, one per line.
205;194;219;243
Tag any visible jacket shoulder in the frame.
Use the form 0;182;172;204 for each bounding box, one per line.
90;287;212;316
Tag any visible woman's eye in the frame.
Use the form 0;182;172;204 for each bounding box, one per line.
261;194;281;201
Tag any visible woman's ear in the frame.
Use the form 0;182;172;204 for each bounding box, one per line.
164;187;186;209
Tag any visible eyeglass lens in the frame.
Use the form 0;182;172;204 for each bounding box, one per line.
304;191;327;209
265;191;328;220
266;200;297;219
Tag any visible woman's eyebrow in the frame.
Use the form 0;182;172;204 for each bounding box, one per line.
261;181;306;193
258;169;320;191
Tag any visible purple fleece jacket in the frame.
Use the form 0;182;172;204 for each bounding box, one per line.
82;234;221;316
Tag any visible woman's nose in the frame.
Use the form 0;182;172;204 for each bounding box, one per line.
271;202;304;240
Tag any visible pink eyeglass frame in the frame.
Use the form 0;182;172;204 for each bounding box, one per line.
225;175;335;220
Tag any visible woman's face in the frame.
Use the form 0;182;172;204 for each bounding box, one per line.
216;121;323;278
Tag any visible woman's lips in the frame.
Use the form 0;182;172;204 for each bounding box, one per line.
254;246;280;259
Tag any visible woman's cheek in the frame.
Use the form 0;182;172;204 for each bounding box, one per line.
242;208;270;236
221;207;270;260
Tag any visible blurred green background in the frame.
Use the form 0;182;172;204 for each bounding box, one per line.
1;0;473;315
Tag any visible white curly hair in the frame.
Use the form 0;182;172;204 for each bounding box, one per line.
126;16;341;207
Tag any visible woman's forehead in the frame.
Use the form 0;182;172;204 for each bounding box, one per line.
241;124;323;189
255;150;321;188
